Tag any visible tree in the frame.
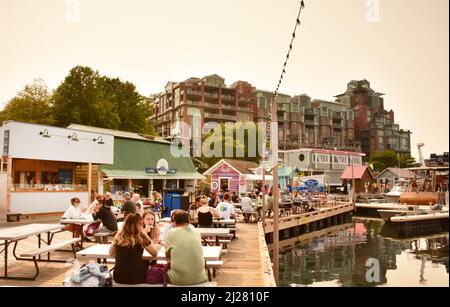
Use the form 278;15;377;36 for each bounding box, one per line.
52;66;118;129
0;79;54;125
99;77;154;134
369;150;399;172
201;121;264;167
399;155;417;168
52;66;154;134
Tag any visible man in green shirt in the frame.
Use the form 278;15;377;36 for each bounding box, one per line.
165;210;207;285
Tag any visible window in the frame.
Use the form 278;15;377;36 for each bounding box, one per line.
222;164;230;172
14;171;36;185
41;171;58;184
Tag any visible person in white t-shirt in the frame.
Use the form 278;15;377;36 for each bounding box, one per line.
62;197;84;238
215;194;235;220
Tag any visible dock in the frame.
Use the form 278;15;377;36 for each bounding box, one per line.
264;202;354;243
0;219;275;287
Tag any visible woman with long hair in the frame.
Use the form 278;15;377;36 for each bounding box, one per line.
109;214;159;284
142;210;161;241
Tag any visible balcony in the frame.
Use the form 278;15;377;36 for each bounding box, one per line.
238;107;253;113
186;90;202;96
185;100;200;106
204;102;220;109
333;113;343;120
333;121;343;129
304;119;316;126
221;104;236;111
222;95;235;101
304;109;316;116
204;92;219;98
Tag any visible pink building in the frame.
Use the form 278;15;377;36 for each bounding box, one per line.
203;159;273;194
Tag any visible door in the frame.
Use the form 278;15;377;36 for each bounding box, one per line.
219;178;230;192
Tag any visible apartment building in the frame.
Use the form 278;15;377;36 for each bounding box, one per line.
149;75;409;158
335;80;411;157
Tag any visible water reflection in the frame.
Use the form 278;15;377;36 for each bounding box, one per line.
279;218;449;287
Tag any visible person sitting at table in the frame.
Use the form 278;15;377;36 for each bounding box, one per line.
62;197;83;238
231;191;240;204
216;193;236;220
117;199;137;222
103;192;114;209
132;193;143;215
165;210;207;286
197;198;221;228
92;197;118;244
188;196;202;223
109;213;158;285
241;193;255;222
85;194;103;214
161;209;196;242
142;210;161;241
208;192;219;208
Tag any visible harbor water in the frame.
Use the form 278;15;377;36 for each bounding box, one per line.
279;218;449;287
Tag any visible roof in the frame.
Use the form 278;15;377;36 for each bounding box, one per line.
375;168;415;179
99;137;204;180
340;165;373;180
203;159;260;176
67;124;170;143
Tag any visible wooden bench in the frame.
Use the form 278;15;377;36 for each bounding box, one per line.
206;260;223;280
204;239;231;249
154;260;224;281
19;238;81;280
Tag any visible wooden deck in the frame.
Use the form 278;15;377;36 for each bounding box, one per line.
264;202;354;233
0;218;275;287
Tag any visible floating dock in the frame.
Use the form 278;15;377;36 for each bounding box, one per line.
264;202;354;243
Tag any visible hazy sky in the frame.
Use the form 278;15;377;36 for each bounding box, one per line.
0;0;448;159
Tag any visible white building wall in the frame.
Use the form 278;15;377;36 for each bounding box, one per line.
2;121;113;164
10;191;89;214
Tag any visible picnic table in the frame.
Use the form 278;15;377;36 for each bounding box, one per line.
0;223;68;280
76;244;222;262
60;218;100;248
158;226;230;246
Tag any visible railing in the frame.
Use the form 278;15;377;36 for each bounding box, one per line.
204;102;220;109
221;104;235;110
304;119;316;126
222;95;235;101
12;184;88;192
186;90;202;96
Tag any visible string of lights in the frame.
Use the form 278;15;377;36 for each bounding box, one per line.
266;0;306;146
274;0;305;98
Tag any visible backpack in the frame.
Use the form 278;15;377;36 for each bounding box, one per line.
145;264;168;287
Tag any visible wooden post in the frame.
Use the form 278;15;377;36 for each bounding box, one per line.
6;157;12;214
351;161;356;208
262;140;266;225
271;96;280;286
87;163;92;204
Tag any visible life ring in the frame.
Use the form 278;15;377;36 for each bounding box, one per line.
239;179;246;186
211;181;219;190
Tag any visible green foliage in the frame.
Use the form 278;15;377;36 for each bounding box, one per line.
52;66;154;134
399;155;416;168
369;150;399;171
201;121;264;167
1;66;155;135
0;79;54;125
370;161;385;172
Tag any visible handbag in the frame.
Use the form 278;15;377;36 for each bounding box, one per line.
84;222;100;237
145;264;168;287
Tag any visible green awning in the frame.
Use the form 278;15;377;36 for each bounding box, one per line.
99;138;204;180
